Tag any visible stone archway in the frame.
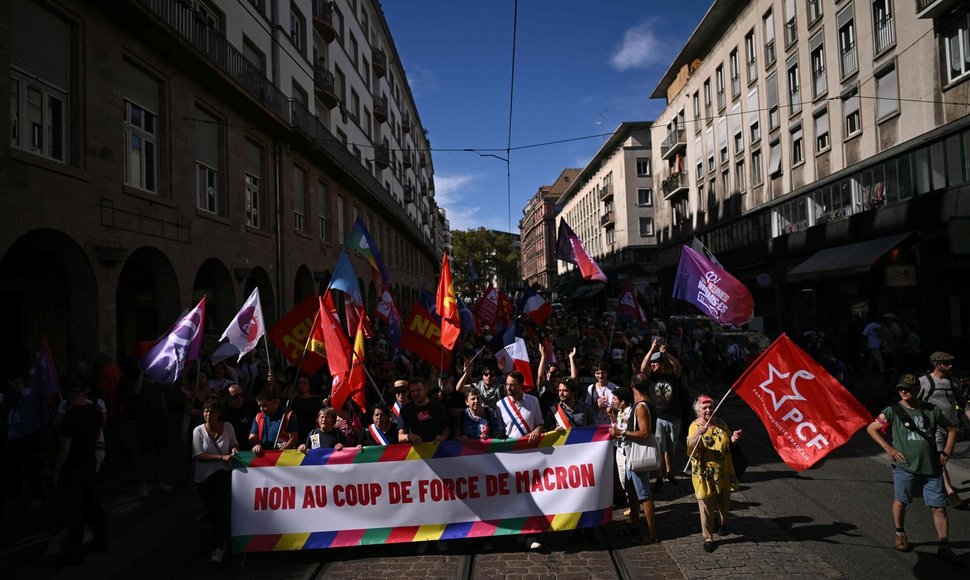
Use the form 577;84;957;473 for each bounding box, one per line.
316;269;332;296
0;228;98;373
193;258;235;347
244;267;275;326
294;265;315;304
116;246;180;364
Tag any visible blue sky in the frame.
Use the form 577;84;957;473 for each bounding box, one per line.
381;1;712;233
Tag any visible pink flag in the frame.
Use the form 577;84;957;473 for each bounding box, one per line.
616;279;647;324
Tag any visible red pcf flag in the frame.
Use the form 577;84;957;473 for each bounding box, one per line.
732;333;871;471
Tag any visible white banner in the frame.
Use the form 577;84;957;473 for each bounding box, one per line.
231;431;613;549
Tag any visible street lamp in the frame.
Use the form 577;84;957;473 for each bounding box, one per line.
464;148;511;233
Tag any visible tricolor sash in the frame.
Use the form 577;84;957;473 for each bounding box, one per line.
500;396;531;438
554;404;572;430
392;401;402;420
368;423;390;446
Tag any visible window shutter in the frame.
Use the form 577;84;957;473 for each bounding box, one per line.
195;107;220;169
124;62;160;112
11;1;70;91
747;88;760;127
245;140;262;178
814;108;829;135
837;6;853;29
731;103;742;135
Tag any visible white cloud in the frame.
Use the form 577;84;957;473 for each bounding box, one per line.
433;174;475;205
610;21;664;71
404;64;439;98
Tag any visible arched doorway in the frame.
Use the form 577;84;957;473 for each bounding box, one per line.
244;267;275;325
116;246;180;365
294;265;315;304
193;258;235;350
0;229;98;374
316;270;332;296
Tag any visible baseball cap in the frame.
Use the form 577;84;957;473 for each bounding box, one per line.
649;352;662;362
896;373;918;391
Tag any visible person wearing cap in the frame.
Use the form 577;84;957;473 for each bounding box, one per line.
52;380;107;565
686;394;742;553
866;373;961;564
640;337;685;491
917;352;965;507
389;379;410;429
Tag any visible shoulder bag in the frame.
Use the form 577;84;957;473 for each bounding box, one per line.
625;401;661;472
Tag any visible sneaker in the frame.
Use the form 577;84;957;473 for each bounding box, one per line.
937;545;963;566
666;473;677;485
157;481;173;492
527;536;542;550
210;548;223;563
138;484;150;498
894;532;909;552
654;478;664;493
703;540;716;553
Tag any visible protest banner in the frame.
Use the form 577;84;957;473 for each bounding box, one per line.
231;426;612;551
268;295;327;374
398;302;447;369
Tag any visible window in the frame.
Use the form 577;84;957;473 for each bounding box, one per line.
810;34;827;99
814;106;830;152
332;4;343;45
349;33;359;68
637;188;653;206
318;181;330;241
784;0;797;47
766;72;779;131
943;11;970;85
843;86;861;137
875;62;898;119
716;65;726;111
242;36;266;74
9;1;70;163
704;79;712;120
292;82;307;107
336;195;346;243
748;88;761;144
791;125;804;166
872;0;895;54
721;170;731;197
245;139;264;229
736;159;746;191
787;55;801;116
350;88;360;123
730;49;741;98
334;66;346;106
361;56;370;89
807;0;822;26
693;92;701;130
289;2;306;55
745;30;758;83
706;127;715;172
195;107;220;214
731;103;744;154
752;148;763;186
639;218;654;237
718;117;728;164
122;62;159;193
763;10;776;67
636;157;650;176
837;6;857;78
768;139;782;177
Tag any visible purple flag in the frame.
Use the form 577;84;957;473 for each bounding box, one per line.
8;337;60;440
140;297;207;384
672;246;754;327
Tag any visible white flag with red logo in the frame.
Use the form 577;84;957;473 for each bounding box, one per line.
732;333;871;471
219;288;264;362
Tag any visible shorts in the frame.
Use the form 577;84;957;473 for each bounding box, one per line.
625;468;653;502
655;417;681;459
892;466;947;508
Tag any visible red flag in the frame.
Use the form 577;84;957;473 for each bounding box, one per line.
475;285;498;331
436;252;460;351
732;334;871;471
331;315;367;412
496;288;513;326
318;291;351;378
398;302;447;370
269;295;327;374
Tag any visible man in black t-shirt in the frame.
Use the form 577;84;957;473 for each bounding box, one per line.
53;381;107;565
222;383;257;451
398;378;450;444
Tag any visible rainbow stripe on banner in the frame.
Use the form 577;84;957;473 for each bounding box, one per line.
230;426;613;551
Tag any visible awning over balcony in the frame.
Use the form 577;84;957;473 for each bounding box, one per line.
786;232;914;282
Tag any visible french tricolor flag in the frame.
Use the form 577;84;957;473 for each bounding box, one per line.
518;287;552;325
496;337;535;391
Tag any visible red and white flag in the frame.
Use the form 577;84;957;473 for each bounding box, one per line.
495;337;535;390
219;287;265;361
732;334;871;471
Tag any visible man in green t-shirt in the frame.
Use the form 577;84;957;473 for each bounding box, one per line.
867;373;960;565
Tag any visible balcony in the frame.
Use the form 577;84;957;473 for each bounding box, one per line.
840;45;858;78
373;94;387;124
916;0;960;19
599;182;614;201
374;144;390;169
660;128;686;161
662;170;689;199
403;182;415;203
311;0;336;44
874;15;895;53
401;111;411;133
313;65;338;109
600;210;615;227
730;74;740;98
372;47;387;78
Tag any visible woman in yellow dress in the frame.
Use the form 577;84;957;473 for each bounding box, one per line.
687;395;742;553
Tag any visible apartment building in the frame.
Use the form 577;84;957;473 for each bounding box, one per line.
651;0;970;343
555;123;657;305
1;0;442;372
520;168;580;292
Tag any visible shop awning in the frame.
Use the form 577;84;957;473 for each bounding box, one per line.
787;232;914;281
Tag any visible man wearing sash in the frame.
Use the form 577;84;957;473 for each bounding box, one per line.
546;377;595;432
498;370;546;550
360;403;397;446
390;379;410;429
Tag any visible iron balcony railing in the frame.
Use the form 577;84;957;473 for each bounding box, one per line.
874;15;895;53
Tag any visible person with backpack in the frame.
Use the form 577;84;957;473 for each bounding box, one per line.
917;352;965;507
866;373;961;565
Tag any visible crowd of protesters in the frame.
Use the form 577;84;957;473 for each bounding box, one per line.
2;300;969;565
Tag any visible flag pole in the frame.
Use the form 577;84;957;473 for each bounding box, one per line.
681;381;736;473
262;333;275;389
606;314;617;362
